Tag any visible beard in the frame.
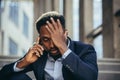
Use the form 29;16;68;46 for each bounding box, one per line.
46;47;61;59
48;47;60;56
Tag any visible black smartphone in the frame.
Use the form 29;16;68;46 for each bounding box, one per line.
39;38;42;45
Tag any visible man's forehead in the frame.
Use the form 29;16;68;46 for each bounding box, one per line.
39;25;47;32
39;26;50;36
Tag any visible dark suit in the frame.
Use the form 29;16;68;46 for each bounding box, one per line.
0;39;98;80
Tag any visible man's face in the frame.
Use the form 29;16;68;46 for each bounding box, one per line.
39;25;66;56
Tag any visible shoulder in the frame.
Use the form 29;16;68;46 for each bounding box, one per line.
70;40;96;55
72;40;94;49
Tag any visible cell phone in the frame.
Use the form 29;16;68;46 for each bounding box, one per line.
39;38;42;45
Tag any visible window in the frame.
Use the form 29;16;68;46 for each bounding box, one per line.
94;35;103;58
0;0;1;29
59;0;63;15
23;12;29;38
9;1;19;26
93;0;103;59
9;38;18;55
0;0;2;13
73;0;79;40
0;0;4;13
93;0;102;29
0;0;4;29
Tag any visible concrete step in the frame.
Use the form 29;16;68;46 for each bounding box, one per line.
0;57;120;80
98;58;120;80
98;71;120;80
0;56;19;67
98;58;120;71
98;62;120;71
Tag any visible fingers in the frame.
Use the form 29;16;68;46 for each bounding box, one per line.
34;37;44;50
46;17;62;33
46;19;56;33
46;24;53;34
36;37;40;44
46;17;57;31
35;50;41;57
34;48;43;57
30;45;43;57
57;19;63;32
30;37;44;57
50;17;57;30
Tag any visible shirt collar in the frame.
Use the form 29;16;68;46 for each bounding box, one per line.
47;54;62;62
67;38;70;48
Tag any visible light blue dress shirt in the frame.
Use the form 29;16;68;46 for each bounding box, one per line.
44;49;71;80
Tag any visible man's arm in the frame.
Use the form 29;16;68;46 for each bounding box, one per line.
0;63;15;79
0;57;34;79
0;37;44;79
62;45;98;80
0;62;33;80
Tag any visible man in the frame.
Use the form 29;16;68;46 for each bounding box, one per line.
0;11;98;80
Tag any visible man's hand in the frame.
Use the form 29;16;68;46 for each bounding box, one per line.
45;17;68;55
16;37;44;68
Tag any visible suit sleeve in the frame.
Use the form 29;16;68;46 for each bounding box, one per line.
0;61;33;79
62;45;98;80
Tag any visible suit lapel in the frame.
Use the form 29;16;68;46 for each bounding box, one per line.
35;52;48;80
62;38;75;80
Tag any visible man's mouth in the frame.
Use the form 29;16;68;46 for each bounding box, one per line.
50;48;59;53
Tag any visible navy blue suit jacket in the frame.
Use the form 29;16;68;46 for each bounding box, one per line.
0;39;98;80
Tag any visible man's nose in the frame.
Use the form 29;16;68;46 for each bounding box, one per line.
50;40;55;48
50;40;54;48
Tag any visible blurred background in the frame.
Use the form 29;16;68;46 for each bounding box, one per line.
0;0;120;80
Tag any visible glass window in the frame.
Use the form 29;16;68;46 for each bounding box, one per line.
0;0;2;13
0;0;4;13
0;0;1;29
94;35;103;59
93;0;102;28
23;12;29;38
9;38;18;55
1;0;33;57
59;0;63;15
0;0;4;29
93;0;103;59
73;0;79;40
9;1;19;26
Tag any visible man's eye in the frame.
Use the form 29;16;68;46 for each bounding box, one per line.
43;38;49;42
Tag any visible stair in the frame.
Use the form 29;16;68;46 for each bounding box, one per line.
98;58;120;80
0;56;120;80
0;56;19;67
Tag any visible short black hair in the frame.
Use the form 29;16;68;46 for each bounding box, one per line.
36;11;65;33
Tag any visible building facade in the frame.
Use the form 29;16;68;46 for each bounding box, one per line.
0;0;34;56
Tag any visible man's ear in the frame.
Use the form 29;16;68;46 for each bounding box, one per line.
64;30;68;39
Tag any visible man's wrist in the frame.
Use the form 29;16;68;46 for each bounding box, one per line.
62;49;71;59
16;58;30;69
59;44;68;55
14;62;24;72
